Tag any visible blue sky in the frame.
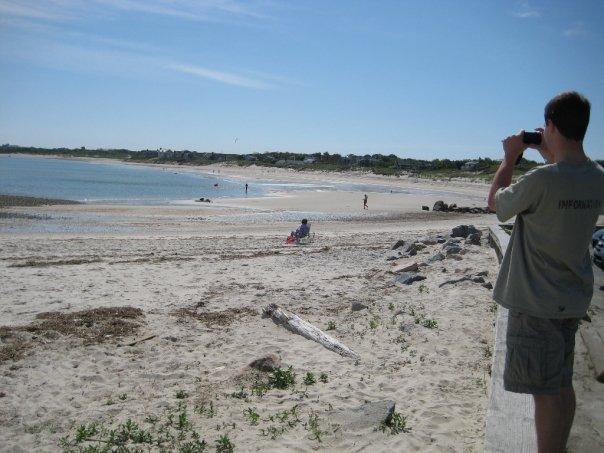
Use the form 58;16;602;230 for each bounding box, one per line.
1;0;603;160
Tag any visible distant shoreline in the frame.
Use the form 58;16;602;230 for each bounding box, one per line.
1;147;550;183
3;151;495;189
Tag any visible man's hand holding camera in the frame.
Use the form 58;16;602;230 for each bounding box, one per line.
526;127;554;164
503;127;554;164
501;130;527;165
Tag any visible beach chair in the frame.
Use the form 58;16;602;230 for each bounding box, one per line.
284;232;315;246
296;232;315;245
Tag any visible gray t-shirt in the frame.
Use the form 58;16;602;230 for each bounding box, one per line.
494;159;604;318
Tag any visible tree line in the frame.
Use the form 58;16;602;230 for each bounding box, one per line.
3;144;592;177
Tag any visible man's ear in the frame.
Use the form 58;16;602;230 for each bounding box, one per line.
548;120;560;137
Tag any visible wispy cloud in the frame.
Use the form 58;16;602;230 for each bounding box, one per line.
512;0;540;19
167;63;272;89
240;68;304;88
0;0;268;23
94;0;267;21
0;0;75;21
0;1;286;89
0;30;280;89
563;21;588;38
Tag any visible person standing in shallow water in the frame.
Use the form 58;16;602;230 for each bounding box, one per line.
245;183;248;195
363;194;368;209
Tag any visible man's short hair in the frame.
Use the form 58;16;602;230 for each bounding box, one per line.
301;218;308;224
544;91;590;141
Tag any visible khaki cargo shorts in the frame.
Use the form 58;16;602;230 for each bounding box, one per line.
504;310;580;395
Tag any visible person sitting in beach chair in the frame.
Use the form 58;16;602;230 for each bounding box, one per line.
286;219;312;244
293;219;310;239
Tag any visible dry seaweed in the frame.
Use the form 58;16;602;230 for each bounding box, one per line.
219;250;282;261
109;256;195;265
0;328;32;364
8;257;103;267
0;194;80;208
0;307;144;364
31;307;143;344
174;306;256;327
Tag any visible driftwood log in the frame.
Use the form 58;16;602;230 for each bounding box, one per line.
262;303;360;361
118;334;157;347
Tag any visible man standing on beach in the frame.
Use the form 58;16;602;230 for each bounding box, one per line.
487;91;604;453
245;183;248;195
363;194;368;209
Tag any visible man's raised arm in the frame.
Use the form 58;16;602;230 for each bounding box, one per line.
487;131;527;212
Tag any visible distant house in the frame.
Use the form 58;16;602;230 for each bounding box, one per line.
158;149;174;159
172;151;191;161
461;161;479;171
139;150;155;158
303;157;316;164
276;159;303;166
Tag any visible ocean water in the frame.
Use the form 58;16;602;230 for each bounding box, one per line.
0;154;486;206
0;154;274;204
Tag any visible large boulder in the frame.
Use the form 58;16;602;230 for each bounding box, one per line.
451;225;480;238
426;252;445;263
417;236;439;245
465;233;482;245
451;225;468;237
389;260;420;274
443;238;461;247
396;242;426;257
391;239;406;250
433;200;448;212
394;272;427;285
444;245;462;256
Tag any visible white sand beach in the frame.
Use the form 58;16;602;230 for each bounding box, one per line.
1;165;602;452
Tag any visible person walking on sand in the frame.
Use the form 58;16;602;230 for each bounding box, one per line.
487;91;604;453
363;194;368;209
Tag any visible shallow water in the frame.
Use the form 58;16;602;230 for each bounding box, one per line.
0;154;485;205
0;154;261;203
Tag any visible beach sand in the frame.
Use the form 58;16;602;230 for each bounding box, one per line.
0;164;601;452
